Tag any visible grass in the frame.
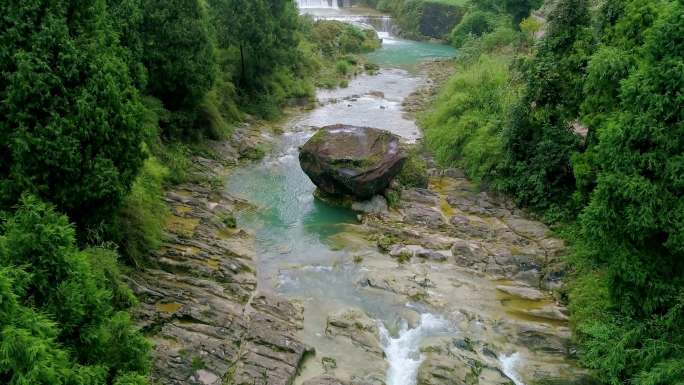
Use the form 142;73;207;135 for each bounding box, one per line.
114;157;170;267
420;53;520;184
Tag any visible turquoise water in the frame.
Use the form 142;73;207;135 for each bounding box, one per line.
366;34;457;71
226;20;457;320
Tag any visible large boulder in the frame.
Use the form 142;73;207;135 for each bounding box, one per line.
299;125;407;199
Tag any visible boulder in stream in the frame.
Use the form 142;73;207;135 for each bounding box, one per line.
299;125;407;199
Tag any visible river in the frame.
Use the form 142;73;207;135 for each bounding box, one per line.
227;6;459;384
225;5;576;385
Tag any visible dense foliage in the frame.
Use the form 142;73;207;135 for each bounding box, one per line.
421;54;517;183
0;196;150;385
423;0;684;382
142;0;217;136
305;19;382;88
496;0;589;213
0;0;148;228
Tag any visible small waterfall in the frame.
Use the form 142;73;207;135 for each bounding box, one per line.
297;0;339;8
500;353;526;385
311;15;395;34
379;314;450;385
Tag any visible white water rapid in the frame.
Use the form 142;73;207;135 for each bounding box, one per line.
500;353;526;385
379;314;451;385
296;0;339;9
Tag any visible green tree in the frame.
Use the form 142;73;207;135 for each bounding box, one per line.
211;0;301;91
580;0;684;332
141;0;217;135
450;10;496;48
0;196;151;384
107;0;147;89
471;0;542;25
567;1;684;384
497;0;591;213
0;0;147;229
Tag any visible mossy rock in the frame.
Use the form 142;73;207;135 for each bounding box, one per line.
299;125;407;199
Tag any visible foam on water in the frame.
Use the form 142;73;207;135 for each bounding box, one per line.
500;353;525;385
379;314;450;385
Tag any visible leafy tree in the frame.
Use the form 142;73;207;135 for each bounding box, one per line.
450;10;496;48
497;0;591;213
0;196;151;384
211;0;301;91
0;0;147;229
579;0;684;334
471;0;542;25
106;0;147;89
141;0;217;135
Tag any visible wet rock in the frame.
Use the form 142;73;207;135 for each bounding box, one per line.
325;308;384;355
402;205;445;228
516;325;569;355
451;239;488;266
513;269;543;287
417;351;514;385
303;375;349;385
503;218;550;240
350;373;386;385
352;195;389;215
388;244;450;262
496;285;546;301
524;306;569;322
418;249;451;262
299;125;407;199
192;369;221;385
402;188;440;205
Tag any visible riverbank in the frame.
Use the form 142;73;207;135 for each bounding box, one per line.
125;122;316;385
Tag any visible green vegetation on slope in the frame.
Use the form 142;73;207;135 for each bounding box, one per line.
421;0;684;383
0;0;148;230
0;196;151;385
305;19;382;88
361;0;540;40
421;54;518;183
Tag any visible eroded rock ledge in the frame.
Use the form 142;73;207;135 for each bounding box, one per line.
126;129;313;385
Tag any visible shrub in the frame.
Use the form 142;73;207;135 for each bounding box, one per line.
336;60;352;75
450;11;496;48
310;20;381;57
397;148;429;188
421;54;517;183
0;196;151;384
112;157;169;266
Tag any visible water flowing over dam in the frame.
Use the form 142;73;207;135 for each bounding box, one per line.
296;0;340;9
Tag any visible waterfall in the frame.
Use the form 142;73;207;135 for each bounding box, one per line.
310;15;395;34
379;314;450;385
296;0;339;8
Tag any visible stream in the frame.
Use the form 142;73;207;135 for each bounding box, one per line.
228;7;459;384
225;5;558;385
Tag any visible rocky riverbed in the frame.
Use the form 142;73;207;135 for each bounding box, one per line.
124;123;317;385
128;50;590;385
